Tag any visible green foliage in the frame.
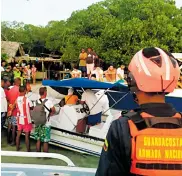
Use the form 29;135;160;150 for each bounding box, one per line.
1;0;182;65
1;53;8;61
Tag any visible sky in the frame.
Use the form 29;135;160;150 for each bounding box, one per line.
1;0;182;26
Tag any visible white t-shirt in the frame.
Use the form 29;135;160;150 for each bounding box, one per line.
95;90;110;115
81;89;102;115
16;96;33;125
1;66;4;72
1;87;7;112
27;69;31;79
92;68;103;81
37;98;54;126
71;69;82;78
116;68;124;81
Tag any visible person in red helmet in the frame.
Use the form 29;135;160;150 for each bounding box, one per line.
96;47;181;176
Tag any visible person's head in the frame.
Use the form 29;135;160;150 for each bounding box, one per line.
19;86;26;96
94;58;100;68
16;66;20;71
24;66;27;70
6;65;11;72
81;48;85;53
32;64;35;68
14;78;21;86
4;79;11;88
39;87;47;98
68;88;74;95
120;65;125;69
1;61;6;67
27;65;30;69
73;64;78;70
108;64;114;71
127;47;180;105
87;47;92;52
13;67;16;71
91;74;96;80
1;78;4;87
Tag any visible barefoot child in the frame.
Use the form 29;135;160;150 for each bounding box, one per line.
16;86;34;151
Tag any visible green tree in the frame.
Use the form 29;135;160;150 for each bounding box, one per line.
1;0;182;65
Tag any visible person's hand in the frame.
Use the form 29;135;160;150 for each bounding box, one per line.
9;104;13;109
7;111;12;117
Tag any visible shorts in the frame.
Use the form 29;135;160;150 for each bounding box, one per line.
87;112;102;126
18;123;32;132
1;112;7;129
34;125;51;142
86;63;94;74
8;116;17;126
79;66;87;73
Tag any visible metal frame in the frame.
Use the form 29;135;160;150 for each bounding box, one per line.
1;151;75;167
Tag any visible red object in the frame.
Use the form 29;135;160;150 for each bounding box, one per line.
7;85;19;116
17;123;32;132
76;118;86;133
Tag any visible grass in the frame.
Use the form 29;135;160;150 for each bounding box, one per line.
1;129;99;168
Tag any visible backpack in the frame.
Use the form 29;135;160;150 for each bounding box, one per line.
127;111;182;176
31;99;50;126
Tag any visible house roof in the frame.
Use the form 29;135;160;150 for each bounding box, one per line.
1;41;25;57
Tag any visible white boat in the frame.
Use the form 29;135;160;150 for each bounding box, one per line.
24;78;182;156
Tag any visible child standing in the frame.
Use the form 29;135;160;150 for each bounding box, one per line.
16;86;34;152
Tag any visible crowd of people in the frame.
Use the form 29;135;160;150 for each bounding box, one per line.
1;77;55;152
70;47;127;83
1;60;37;87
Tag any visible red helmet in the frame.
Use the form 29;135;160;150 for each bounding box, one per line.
128;47;180;93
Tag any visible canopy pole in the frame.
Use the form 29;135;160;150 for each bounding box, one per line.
89;88;110;112
107;92;117;103
102;92;129;115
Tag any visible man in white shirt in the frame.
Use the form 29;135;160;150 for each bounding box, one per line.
71;66;82;78
92;67;104;81
34;87;55;153
1;79;8;129
81;89;102;125
1;66;5;72
116;65;125;81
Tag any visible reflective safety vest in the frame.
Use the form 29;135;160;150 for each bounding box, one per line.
128;112;182;176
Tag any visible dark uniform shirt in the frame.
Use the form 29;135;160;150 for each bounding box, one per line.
96;103;179;176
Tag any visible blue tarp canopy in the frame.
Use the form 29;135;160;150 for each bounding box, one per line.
42;78;182;112
42;78;128;91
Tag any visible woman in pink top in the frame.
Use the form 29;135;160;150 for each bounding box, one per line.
31;65;37;85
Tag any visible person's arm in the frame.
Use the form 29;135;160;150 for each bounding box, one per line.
80;92;86;104
50;106;56;116
117;70;123;80
28;98;34;110
96;120;128;176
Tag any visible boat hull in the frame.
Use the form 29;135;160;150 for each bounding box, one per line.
30;126;104;156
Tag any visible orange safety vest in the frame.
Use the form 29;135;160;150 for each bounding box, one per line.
128;112;182;176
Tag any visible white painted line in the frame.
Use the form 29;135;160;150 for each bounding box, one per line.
1;151;75;167
1;171;27;176
1;163;96;173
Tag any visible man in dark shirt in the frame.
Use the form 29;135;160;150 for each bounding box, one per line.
86;47;97;78
96;47;181;176
1;65;14;85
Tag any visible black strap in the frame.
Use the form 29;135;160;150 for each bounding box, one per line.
65;94;74;104
127;111;182;130
39;98;51;112
125;111;148;130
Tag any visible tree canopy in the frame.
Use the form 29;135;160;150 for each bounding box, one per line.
1;0;182;65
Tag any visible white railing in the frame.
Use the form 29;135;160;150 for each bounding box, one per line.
1;151;75;167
